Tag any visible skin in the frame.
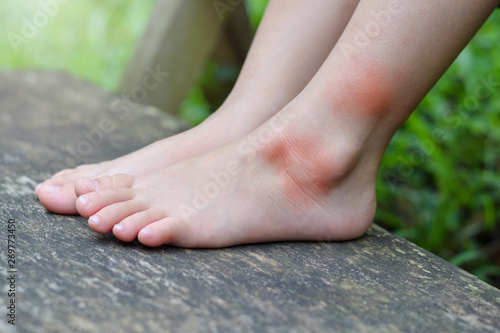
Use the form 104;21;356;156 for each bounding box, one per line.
35;0;360;215
44;0;500;248
256;132;344;208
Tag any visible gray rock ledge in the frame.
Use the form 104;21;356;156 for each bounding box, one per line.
0;71;499;333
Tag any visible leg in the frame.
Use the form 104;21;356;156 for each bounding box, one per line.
75;0;499;248
35;0;360;214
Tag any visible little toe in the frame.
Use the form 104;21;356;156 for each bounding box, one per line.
36;182;79;215
76;188;135;217
112;209;166;242
74;174;135;197
88;198;147;233
137;217;193;247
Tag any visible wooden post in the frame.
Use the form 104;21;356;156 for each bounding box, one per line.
119;0;253;115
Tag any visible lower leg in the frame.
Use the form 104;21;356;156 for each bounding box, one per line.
216;0;361;131
305;0;500;147
36;0;360;214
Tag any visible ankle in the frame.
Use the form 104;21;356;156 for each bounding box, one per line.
246;116;377;240
252;115;366;194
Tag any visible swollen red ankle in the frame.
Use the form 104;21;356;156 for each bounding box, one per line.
254;130;362;206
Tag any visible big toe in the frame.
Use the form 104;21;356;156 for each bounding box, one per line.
36;182;78;215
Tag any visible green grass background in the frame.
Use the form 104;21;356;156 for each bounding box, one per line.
1;0;499;286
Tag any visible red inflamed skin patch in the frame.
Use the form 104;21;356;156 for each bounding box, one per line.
329;59;394;119
258;133;338;209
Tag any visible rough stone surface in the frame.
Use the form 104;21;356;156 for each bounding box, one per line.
0;71;499;333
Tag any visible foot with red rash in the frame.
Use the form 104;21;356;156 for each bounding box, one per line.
72;91;387;248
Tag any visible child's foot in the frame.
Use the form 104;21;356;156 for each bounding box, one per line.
73;85;389;247
35;97;282;215
35;115;217;215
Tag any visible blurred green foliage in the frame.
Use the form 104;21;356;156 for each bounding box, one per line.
0;0;154;90
0;0;498;285
376;12;500;285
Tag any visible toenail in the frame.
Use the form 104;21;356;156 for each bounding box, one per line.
89;216;100;227
113;223;124;232
139;227;151;239
35;183;42;191
45;184;60;194
83;178;98;192
78;195;89;206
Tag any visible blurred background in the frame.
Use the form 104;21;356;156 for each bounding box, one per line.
0;0;499;287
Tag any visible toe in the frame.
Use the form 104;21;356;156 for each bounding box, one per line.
76;188;135;218
48;169;76;184
74;178;100;197
36;182;79;215
74;174;135;197
88;198;147;234
47;165;93;186
112;209;166;242
137;217;193;247
35;165;101;215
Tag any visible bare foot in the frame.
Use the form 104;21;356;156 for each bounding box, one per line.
35;107;249;215
73;92;384;247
